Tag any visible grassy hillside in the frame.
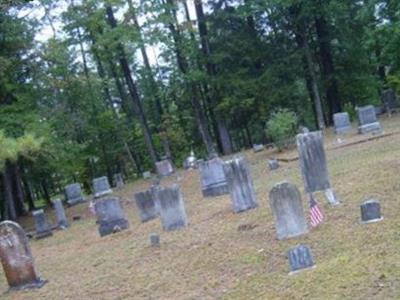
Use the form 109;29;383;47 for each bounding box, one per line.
1;116;400;299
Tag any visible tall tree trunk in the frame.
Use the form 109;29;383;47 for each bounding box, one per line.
126;0;172;159
164;0;216;156
106;5;159;168
41;179;51;206
194;0;233;154
314;1;341;121
10;162;26;216
2;163;16;220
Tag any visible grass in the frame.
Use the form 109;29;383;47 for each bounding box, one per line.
1;116;400;299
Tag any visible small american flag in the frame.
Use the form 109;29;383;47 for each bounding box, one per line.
309;194;324;227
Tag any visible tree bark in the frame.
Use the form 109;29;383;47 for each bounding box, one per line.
10;162;26;216
314;0;341;121
194;0;233;154
1;164;16;220
106;5;159;168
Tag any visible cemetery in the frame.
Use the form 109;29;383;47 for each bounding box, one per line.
0;116;399;299
2;1;400;299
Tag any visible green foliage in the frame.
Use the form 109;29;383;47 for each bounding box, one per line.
343;102;356;122
266;109;298;151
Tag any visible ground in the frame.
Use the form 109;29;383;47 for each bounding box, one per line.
1;116;400;300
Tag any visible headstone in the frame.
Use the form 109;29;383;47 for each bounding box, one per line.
150;233;160;247
113;173;124;188
223;157;258;213
375;106;384;116
155;185;187;231
381;88;399;113
94;197;129;237
0;221;47;291
333;112;352;134
183;150;197;170
64;183;85;206
143;171;152;179
269;182;308;240
52;199;69;229
32;209;52;239
268;159;279;171
357;105;381;134
253;144;265;153
288;245;315;274
297;131;339;205
199;157;229;197
360;199;383;223
92;176;112;198
134;190;158;223
300;126;310;134
155;159;174;177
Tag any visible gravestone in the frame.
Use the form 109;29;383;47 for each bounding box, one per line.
223;157;258;213
333;112;352;134
113;173;124;188
93;176;112;198
269;182;308;240
32;210;53;239
52;199;69;229
357;105;381;134
94;197;129;237
155;185;187;231
253;144;265;153
64;183;85;206
134;190;158;223
183;151;197;170
199;157;229;197
0;221;47;291
150;233;160;247
360;199;383;223
268;159;279;171
297;131;339;205
143;171;152;179
156;159;174;177
288;245;315;274
381;88;399;113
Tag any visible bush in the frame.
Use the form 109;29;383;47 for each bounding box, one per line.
266;109;298;151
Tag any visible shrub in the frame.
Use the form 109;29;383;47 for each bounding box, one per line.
266;109;298;151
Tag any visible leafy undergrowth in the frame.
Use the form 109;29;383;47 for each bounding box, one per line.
1;116;400;299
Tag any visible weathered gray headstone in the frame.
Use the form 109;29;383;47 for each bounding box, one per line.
113;173;124;188
150;233;160;247
269;182;308;240
300;126;310;134
156;159;174;177
360;199;383;223
52;199;69;229
288;245;315;274
94;197;129;237
223;157;258;213
64;183;85;206
381;89;399;113
333;112;352;134
253;144;265;153
93;176;112;198
134;190;158;223
297;131;339;205
155;185;187;231
199;157;229;197
268;159;279;171
32;209;52;239
357;105;381;134
0;221;47;291
143;171;152;179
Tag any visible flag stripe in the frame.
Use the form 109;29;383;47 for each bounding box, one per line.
309;194;324;227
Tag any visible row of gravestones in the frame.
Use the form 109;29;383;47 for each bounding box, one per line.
0;130;385;292
333;105;382;135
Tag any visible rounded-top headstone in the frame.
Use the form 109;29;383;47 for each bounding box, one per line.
0;221;47;290
360;199;383;223
288;244;315;274
269;182;308;240
64;183;85;206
